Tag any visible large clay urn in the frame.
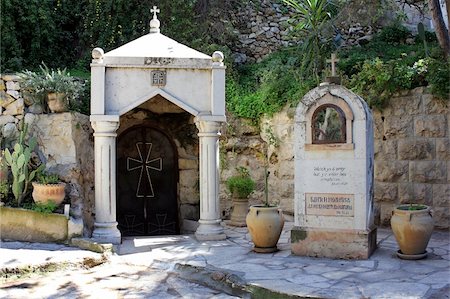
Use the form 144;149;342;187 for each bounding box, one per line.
391;204;434;259
32;182;66;205
246;205;284;253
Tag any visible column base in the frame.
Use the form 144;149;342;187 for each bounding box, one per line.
92;221;121;244
195;219;226;241
291;226;377;259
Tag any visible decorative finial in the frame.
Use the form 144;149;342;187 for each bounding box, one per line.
212;51;224;66
150;6;160;33
92;47;104;63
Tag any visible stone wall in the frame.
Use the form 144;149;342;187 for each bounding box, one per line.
221;87;449;229
0;74;95;236
230;0;437;62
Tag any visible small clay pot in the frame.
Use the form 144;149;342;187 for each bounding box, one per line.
32;182;66;205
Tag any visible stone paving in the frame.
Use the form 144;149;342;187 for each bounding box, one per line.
1;220;449;298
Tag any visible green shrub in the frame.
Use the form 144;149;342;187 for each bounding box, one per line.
425;57;450;101
378;24;411;43
35;171;60;185
226;167;255;199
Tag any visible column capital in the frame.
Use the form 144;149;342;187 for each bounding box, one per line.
195;119;222;135
91;115;120;136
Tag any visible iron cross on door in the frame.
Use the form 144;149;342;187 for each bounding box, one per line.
117;126;179;236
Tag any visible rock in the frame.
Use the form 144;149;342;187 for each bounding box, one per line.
0;90;15;107
1;74;20;81
6;89;20;99
2;122;18;139
28;103;44;114
0;80;5;90
0;115;15;126
6;81;20;90
3;98;24;115
357;35;372;45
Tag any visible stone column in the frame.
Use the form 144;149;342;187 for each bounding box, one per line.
90;115;121;244
195;119;226;241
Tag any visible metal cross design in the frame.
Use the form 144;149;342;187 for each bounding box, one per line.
148;214;176;234
127;142;162;198
151;6;160;20
326;53;340;76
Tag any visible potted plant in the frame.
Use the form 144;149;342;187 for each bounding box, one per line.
32;171;66;206
19;63;83;113
226;167;255;227
246;141;284;253
391;203;434;260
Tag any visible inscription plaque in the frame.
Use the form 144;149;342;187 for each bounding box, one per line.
306;193;354;217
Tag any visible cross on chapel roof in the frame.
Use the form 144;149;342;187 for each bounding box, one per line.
326;53;340;77
150;6;161;34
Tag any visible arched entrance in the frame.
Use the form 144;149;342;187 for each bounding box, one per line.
117;125;179;236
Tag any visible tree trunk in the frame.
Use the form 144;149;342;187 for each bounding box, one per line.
428;0;450;58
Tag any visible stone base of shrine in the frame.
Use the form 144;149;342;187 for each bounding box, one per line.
291;226;377;259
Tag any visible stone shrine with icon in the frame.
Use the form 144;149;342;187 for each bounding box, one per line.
89;7;226;244
292;77;377;259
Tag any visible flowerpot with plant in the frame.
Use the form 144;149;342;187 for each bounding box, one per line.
19;63;83;113
246;158;284;252
32;171;66;206
226;167;255;227
391;203;434;260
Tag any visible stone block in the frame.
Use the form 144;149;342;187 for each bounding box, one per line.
432;184;450;207
436;139;450;161
180;203;199;220
3;98;24;115
0;115;15;126
398;138;435;160
291;226;377;259
374;140;397;160
422;94;449;114
0;206;68;243
179;169;198;188
179;158;198;170
372;111;384;140
398;183;432;205
389;95;421;116
2;74;20;81
28;103;44;114
6;80;20;90
379;202;396;226
410;161;446;183
375;160;408;182
0;90;15;107
68;217;84;239
432;207;449;229
179;187;199;205
6;89;20;99
384;116;413;138
374;182;397;202
0;80;5;90
414;115;446;137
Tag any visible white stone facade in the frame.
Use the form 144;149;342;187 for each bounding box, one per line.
90;13;226;243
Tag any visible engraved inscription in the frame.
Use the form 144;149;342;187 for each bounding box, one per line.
313;166;348;186
145;57;174;65
151;70;167;86
306;193;354;217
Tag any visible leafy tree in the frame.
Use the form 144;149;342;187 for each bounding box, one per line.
282;0;337;82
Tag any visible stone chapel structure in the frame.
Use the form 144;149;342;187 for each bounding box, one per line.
89;7;226;244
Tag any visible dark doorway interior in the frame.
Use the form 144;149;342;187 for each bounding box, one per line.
117;125;179;236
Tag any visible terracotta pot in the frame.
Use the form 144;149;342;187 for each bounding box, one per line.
230;197;248;227
391;204;434;256
246;205;284;253
47;92;68;113
32;182;66;205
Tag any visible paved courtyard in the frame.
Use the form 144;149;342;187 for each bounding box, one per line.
1;220;449;298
